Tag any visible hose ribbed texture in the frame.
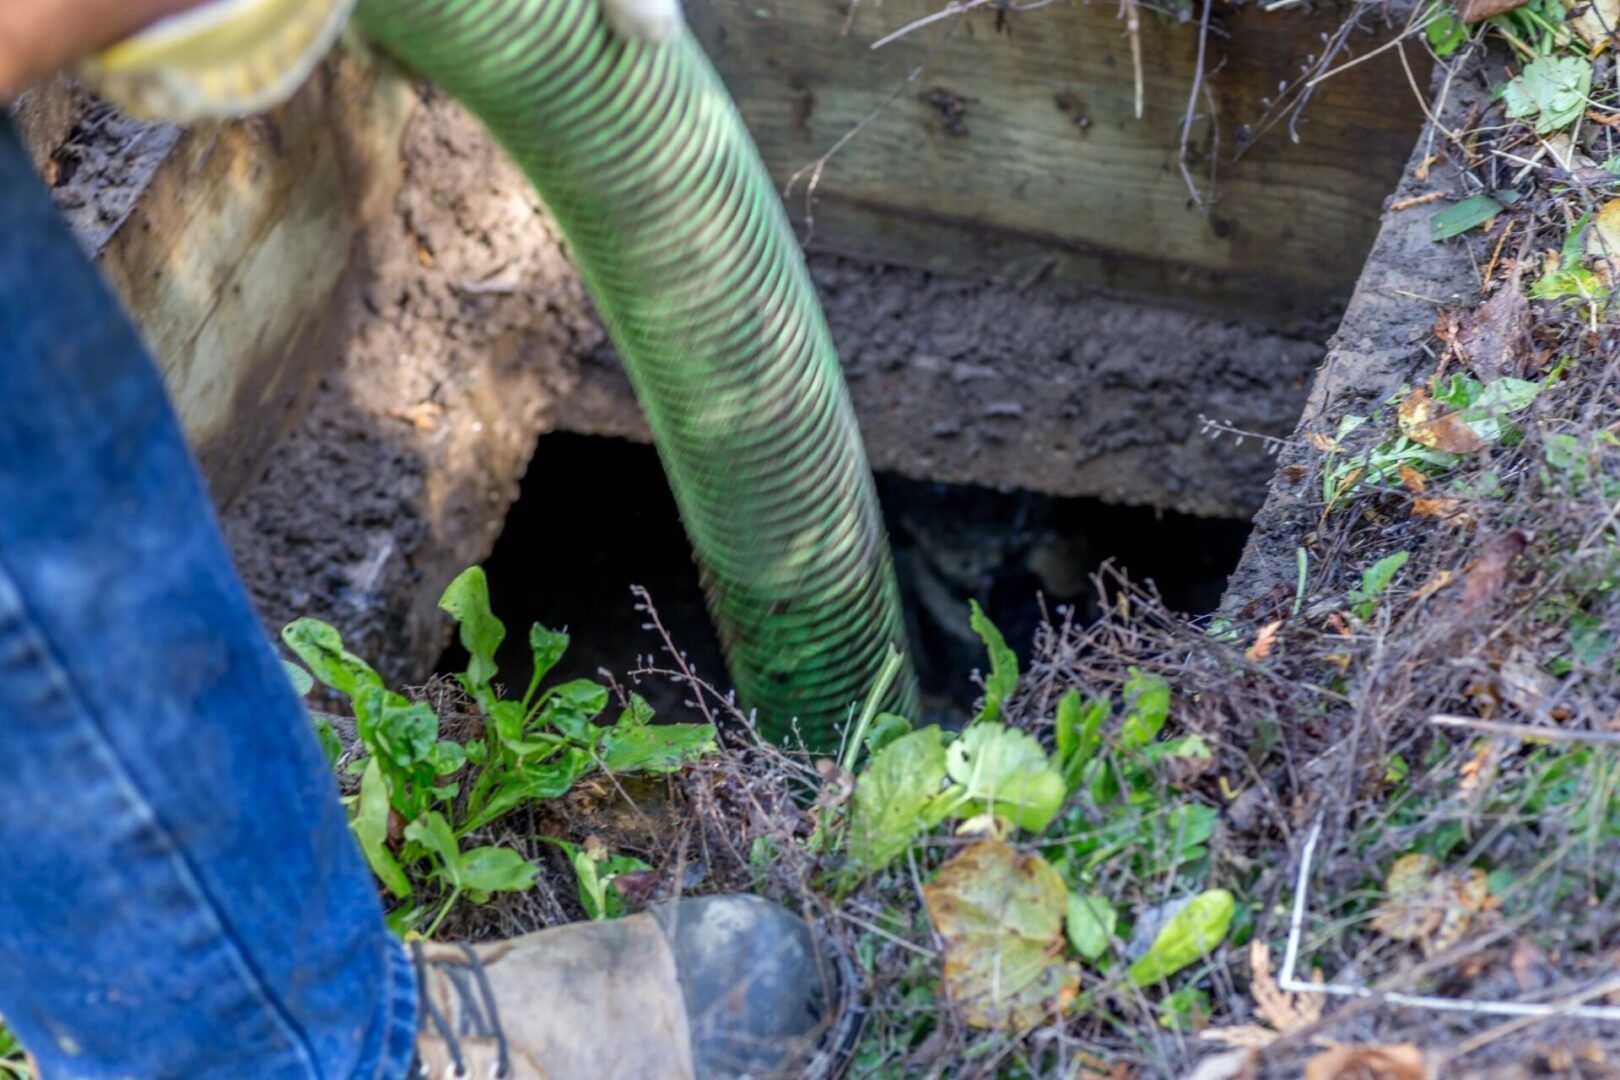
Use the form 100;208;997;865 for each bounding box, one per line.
354;0;917;745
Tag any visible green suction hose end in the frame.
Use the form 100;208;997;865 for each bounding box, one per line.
354;0;917;747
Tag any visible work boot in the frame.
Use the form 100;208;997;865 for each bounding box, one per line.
408;895;861;1079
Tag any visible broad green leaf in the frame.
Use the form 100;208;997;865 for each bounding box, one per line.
945;723;1066;833
283;660;315;698
375;699;439;770
1066;893;1117;962
541;838;648;919
439;567;506;705
457;846;537;901
405;811;464;886
490;700;556;758
616;692;655;729
1127;889;1235;985
539;679;610;742
282;619;384;699
843;726;948;888
969;600;1018;723
1432;195;1505;241
460;750;590;833
1501;54;1592;134
1118;670;1171;751
354;759;410;898
312;715;344;768
527;623;570;700
1425;0;1467;55
1361;551;1410;598
598;723;717;773
428;739;467;777
923;839;1079;1028
1055;690;1107;791
864;712;914;757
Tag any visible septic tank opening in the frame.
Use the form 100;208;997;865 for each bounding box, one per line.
444;432;1252;723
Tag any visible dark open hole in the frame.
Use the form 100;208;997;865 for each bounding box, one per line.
444;432;1250;722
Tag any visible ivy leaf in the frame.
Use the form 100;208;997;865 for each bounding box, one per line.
598;723;717;773
945;722;1066;833
1066;893;1118;963
924;839;1080;1028
354;759;410;898
439;567;507;707
969;600;1018;723
843;726;949;888
1128;889;1235;985
282;619;384;700
1501;55;1593;134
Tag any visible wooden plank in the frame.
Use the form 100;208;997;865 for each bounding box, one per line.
16;55;414;505
691;0;1428;320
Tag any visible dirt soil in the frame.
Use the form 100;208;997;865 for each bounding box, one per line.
220;86;1328;687
222;89;609;684
568;254;1329;520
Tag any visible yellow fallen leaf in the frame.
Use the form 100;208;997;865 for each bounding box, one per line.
1588;198;1620;275
1398;387;1486;454
923;839;1079;1029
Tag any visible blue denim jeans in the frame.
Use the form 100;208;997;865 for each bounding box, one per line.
0;117;417;1078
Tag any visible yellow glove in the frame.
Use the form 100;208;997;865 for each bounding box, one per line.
75;0;357;122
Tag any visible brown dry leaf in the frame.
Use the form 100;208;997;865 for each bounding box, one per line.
1303;1043;1426;1080
1250;938;1323;1034
1307;431;1338;452
1412;496;1473;525
1205;940;1322;1050
1457;741;1497;796
1370;853;1490;956
1461;531;1528;616
1178;1050;1257;1080
1398;465;1428;494
1459;0;1529;19
923;839;1079;1029
1370;854;1446;943
1456;281;1531;382
1411;569;1456;604
1246;620;1282;662
1570;0;1620;47
1399;387;1488;453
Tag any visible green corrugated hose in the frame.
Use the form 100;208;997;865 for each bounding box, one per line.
351;0;916;746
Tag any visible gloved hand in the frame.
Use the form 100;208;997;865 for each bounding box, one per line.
0;0;205;99
8;0;684;122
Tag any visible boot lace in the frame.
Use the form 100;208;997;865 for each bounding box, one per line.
409;941;512;1080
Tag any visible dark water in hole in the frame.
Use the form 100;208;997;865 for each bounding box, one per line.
442;433;1250;721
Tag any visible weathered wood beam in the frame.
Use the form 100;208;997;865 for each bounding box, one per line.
690;0;1428;321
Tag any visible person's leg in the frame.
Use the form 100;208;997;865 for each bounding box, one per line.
0;116;416;1079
